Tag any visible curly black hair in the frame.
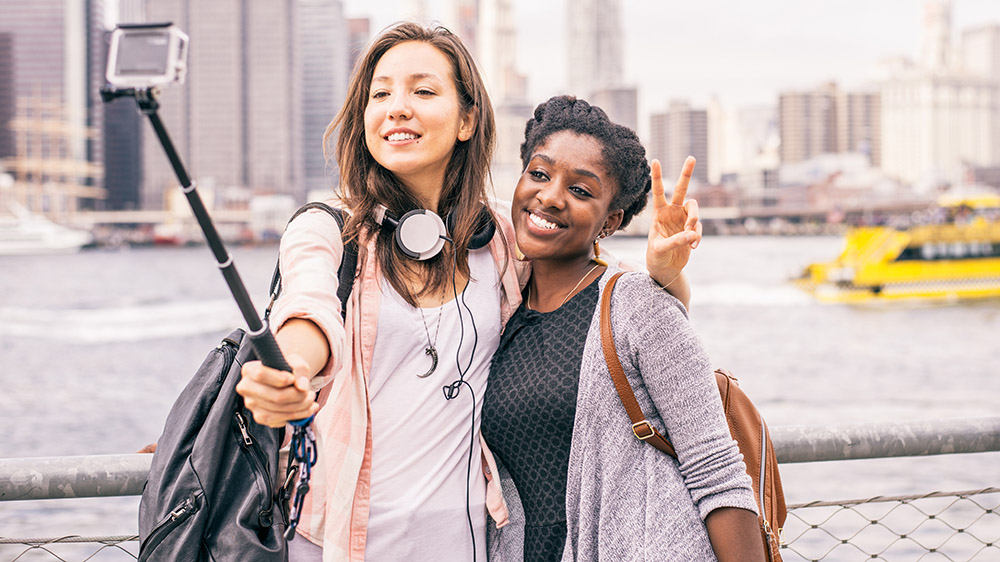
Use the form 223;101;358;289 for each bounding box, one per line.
519;95;651;229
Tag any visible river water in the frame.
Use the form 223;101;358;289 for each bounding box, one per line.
1;235;998;560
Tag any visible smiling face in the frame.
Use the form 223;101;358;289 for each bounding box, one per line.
513;130;624;263
363;41;474;199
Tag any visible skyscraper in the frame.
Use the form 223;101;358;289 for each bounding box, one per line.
649;101;709;187
779;83;881;167
567;0;623;97
962;24;1000;82
836;91;881;166
140;0;348;208
102;1;145;210
565;0;636;136
0;0;107;213
591;87;638;133
778;83;838;165
298;0;349;200
443;0;479;56
0;33;14;162
922;0;953;71
881;1;1000;187
347;18;371;72
478;0;531;200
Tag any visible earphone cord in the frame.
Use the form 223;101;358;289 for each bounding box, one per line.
442;237;479;562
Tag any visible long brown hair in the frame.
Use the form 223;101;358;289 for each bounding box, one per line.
324;22;498;306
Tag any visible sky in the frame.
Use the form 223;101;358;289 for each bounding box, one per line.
343;0;1000;135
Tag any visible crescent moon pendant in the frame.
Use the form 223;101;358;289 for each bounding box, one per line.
417;346;438;378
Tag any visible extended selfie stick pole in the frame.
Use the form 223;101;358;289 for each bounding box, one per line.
101;86;316;539
100;87;294;376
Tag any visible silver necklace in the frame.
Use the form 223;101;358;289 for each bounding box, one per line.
417;304;444;378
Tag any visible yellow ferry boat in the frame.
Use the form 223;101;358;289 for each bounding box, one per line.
797;194;1000;303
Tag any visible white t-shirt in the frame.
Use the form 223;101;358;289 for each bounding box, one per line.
364;246;502;561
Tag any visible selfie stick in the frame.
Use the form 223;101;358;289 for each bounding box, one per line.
101;87;316;539
100;87;295;377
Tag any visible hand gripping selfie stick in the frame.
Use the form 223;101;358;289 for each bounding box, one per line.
101;23;315;540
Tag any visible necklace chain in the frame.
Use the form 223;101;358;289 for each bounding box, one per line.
527;263;602;311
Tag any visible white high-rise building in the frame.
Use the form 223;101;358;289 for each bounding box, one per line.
962;24;1000;81
880;1;1000;188
881;73;998;187
922;0;953;71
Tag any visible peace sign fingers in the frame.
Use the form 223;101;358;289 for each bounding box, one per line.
671;156;696;206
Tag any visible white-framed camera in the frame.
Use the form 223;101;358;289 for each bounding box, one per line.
106;23;189;90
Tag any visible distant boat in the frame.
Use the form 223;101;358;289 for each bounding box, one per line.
796;194;1000;303
0;202;94;255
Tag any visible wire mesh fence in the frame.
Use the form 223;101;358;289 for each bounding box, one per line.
0;536;137;562
1;488;998;561
781;487;1000;561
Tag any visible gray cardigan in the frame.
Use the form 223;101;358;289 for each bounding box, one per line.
488;270;758;562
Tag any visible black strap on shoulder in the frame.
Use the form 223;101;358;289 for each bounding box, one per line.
265;201;358;322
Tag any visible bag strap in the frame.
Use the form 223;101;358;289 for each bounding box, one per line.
600;272;677;458
265;201;358;322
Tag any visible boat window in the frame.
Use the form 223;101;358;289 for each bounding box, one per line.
896;240;1000;261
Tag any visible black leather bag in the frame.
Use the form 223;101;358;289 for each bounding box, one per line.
138;203;356;561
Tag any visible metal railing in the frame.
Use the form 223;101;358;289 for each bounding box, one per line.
2;416;999;561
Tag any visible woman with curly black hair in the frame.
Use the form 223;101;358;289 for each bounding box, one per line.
480;96;765;562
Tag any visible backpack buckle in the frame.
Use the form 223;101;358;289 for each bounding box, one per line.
632;420;655;440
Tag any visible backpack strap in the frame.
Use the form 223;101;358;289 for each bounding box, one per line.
600;272;677;458
265;202;359;322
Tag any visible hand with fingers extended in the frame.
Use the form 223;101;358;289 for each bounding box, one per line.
646;156;702;291
237;354;320;428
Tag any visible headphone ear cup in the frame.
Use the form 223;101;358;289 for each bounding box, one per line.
395;209;448;260
446;206;496;251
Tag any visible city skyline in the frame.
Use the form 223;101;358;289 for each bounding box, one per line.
5;0;1000;218
347;0;1000;136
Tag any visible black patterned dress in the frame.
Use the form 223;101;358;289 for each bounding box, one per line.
481;279;599;562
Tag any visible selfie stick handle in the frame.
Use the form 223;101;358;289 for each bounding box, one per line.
129;90;293;375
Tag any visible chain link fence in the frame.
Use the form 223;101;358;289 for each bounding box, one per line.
782;487;1000;561
0;536;137;561
2;488;998;561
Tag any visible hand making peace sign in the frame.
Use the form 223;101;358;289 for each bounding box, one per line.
645;156;702;291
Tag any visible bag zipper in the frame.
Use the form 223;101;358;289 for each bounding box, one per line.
759;416;780;560
234;410;276;527
759;417;768;523
139;491;203;560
